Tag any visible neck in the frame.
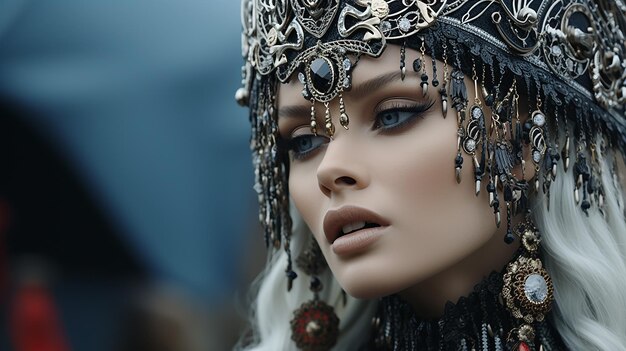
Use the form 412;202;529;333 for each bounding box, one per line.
369;263;566;351
399;229;520;318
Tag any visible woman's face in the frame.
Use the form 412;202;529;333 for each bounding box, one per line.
277;46;517;303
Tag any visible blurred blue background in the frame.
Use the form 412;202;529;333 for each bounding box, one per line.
0;1;262;350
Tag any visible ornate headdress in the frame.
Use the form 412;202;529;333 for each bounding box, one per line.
236;0;626;350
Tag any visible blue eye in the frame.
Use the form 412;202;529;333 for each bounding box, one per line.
378;110;414;127
374;100;435;132
288;134;328;159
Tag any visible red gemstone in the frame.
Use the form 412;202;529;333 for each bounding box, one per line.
518;341;531;351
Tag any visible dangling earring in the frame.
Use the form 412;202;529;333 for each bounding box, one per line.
419;37;429;96
526;97;547;194
463;60;486;196
439;42;449;119
400;40;406;81
501;217;554;351
290;238;339;351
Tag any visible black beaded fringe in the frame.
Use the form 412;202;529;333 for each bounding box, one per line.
362;273;566;351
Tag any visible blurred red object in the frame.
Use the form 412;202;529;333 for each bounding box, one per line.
0;199;8;300
10;282;71;351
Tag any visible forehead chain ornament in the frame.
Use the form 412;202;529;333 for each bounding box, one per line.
300;41;354;137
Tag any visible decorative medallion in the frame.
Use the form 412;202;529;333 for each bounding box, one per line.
502;223;554;324
524;274;548;303
302;42;351;103
290;299;339;351
291;0;340;38
589;0;626;109
543;3;594;80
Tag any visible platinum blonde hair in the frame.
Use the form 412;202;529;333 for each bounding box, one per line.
537;137;626;351
237;136;626;351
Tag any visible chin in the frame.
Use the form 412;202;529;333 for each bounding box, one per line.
340;279;392;299
332;262;414;300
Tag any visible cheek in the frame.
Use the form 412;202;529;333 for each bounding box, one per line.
375;117;461;213
368;118;496;271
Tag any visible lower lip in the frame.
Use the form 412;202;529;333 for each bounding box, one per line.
331;226;387;256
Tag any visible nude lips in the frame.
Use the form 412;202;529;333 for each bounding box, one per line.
323;206;389;255
331;226;386;255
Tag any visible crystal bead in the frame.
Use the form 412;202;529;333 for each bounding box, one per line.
398;16;411;32
533;150;542;163
465;139;476;153
343;58;351;71
380;20;392;35
298;72;306;85
343;77;350;89
524;274;548;303
472;105;484;119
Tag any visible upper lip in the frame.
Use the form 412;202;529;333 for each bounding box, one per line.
323;206;390;244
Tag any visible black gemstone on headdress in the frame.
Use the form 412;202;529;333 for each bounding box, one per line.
581;200;591;211
504;230;515;244
310;276;322;292
287;270;298;280
455;154;464;166
310;57;335;95
413;59;421;72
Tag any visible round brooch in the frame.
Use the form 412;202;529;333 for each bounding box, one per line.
290;299;339;351
501;225;554;324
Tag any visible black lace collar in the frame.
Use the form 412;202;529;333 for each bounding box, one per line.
363;272;566;351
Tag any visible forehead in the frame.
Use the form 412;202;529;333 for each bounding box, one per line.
278;44;406;106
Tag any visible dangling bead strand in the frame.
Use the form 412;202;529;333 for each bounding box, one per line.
339;93;349;130
324;101;335;138
310;100;318;135
440;42;449;119
419;37;429;96
400;41;406;81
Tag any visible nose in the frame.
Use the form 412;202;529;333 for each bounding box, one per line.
316;135;370;197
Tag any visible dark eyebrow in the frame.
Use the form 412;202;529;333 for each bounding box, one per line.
349;70;403;100
277;70;403;119
278;105;311;119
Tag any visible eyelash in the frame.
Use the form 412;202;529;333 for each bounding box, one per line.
285;99;435;161
372;100;435;133
286;134;329;161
